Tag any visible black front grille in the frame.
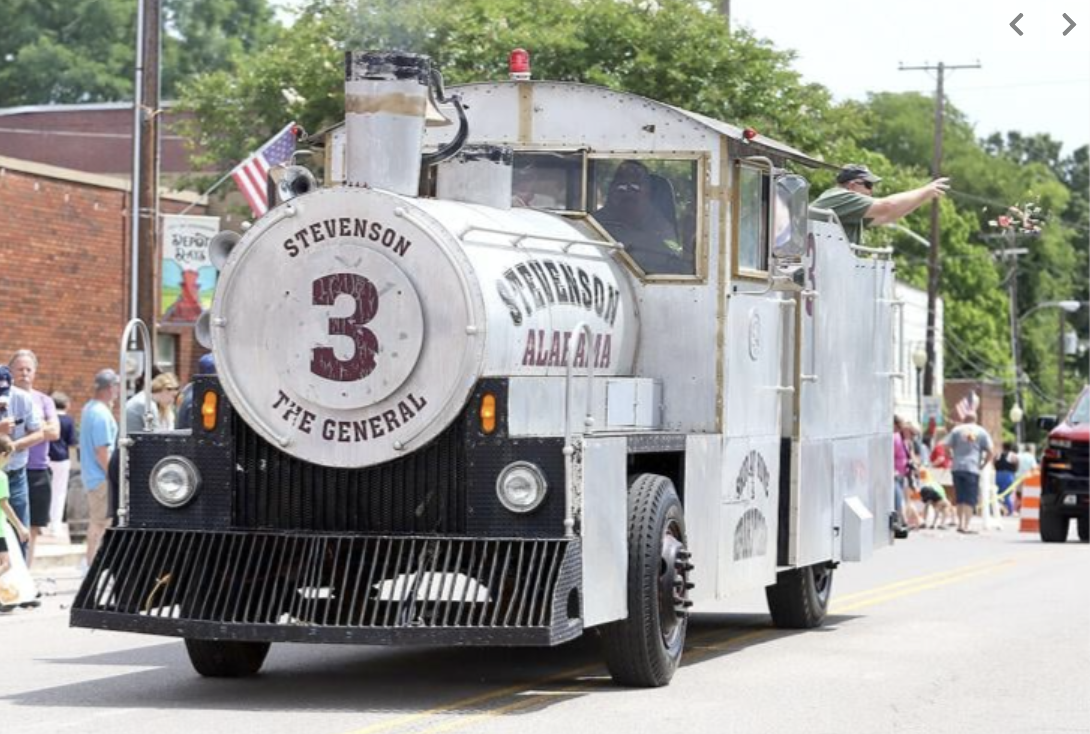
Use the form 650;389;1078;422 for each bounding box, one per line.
233;415;467;533
71;529;583;647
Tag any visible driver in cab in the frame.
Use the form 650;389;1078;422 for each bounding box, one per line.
595;161;688;275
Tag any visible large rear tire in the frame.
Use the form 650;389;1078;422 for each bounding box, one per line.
1039;509;1069;543
184;639;271;678
765;562;834;629
599;474;692;688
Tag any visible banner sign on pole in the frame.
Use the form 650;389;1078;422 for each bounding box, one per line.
921;395;945;434
161;214;221;323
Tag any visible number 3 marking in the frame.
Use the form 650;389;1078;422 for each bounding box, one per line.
310;273;379;382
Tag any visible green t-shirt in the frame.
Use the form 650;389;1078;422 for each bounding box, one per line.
0;471;8;541
812;187;874;244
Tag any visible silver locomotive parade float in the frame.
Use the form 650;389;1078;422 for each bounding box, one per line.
71;51;900;687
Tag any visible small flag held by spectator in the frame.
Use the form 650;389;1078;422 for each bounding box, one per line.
231;122;296;217
954;390;980;421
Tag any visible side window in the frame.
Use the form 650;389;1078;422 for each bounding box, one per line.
737;165;770;273
589;158;699;277
511;152;585;211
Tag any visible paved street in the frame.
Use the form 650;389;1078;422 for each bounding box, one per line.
3;518;1087;734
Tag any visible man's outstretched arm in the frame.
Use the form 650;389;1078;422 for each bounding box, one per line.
866;178;950;225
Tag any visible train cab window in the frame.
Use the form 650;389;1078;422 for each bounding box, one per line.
511;151;585;211
588;158;699;277
737;165;770;273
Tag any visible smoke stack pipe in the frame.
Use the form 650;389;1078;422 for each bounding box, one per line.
344;51;431;195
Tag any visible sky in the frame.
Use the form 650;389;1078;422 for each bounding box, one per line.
732;0;1090;154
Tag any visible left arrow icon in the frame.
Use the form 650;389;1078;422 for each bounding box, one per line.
1011;12;1024;35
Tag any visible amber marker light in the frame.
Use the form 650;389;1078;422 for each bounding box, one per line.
480;393;497;434
201;391;219;431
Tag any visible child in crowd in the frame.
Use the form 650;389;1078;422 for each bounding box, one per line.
1;434;31;608
918;467;956;529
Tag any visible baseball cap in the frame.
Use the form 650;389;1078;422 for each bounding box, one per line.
0;365;11;398
197;353;216;375
836;164;882;185
94;368;121;390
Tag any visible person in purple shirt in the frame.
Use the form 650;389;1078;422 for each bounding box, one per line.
10;350;59;570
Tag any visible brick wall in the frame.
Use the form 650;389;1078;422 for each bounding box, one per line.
0;161;206;422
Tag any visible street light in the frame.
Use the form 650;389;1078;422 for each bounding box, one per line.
911;345;928;424
1009;403;1024;425
1012;300;1084;443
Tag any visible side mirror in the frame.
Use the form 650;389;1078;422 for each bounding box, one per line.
1037;416;1058;431
772;174;809;260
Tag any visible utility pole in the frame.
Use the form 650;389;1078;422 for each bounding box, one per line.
135;0;162;340
899;61;981;397
717;0;730;29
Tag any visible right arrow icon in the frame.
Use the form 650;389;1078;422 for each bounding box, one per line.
1063;13;1076;36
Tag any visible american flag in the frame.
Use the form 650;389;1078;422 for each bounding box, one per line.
954;390;980;421
231;122;296;217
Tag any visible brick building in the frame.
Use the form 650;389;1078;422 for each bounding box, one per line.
0;155;208;416
944;379;1006;445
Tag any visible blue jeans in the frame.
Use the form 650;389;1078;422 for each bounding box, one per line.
5;467;29;555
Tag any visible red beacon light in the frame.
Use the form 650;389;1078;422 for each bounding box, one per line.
509;48;531;81
742;127;759;142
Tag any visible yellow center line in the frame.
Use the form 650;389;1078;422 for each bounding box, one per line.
831;559;1016;614
336;556;1019;734
832;559;1004;604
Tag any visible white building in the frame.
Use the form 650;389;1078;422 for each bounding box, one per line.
894;281;944;426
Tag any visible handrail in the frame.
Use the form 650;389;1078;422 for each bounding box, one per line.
807;206;841;225
849;242;894;257
117;318;154;528
561;321;595;538
877;299;906;379
459;225;621;252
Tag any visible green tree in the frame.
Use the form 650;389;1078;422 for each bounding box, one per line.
179;0;852;170
0;0;280;105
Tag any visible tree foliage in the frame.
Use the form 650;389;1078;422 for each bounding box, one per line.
0;0;281;105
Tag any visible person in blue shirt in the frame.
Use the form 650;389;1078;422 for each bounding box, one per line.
79;369;120;566
0;364;44;556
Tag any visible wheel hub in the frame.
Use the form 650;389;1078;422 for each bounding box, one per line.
658;522;694;645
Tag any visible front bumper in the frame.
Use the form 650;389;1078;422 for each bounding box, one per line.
71;529;583;646
1041;473;1089;518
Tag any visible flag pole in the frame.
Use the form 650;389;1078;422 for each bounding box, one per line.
177;169;235;216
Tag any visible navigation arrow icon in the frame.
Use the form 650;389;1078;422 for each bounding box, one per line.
1011;13;1024;36
1063;13;1076;36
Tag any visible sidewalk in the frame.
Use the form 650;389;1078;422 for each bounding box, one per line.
31;528;86;578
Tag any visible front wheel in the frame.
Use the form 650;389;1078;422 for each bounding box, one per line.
599;474;692;688
184;639;271;678
1039;510;1069;543
765;562;834;629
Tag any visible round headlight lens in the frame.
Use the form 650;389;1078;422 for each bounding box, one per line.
150;457;201;508
496;462;548;513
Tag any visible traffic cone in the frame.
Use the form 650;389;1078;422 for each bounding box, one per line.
1019;470;1041;533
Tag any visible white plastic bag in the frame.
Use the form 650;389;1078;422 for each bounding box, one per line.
1;519;37;606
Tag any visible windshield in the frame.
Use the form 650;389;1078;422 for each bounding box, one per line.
1069;389;1089;425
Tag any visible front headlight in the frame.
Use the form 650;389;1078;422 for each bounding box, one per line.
496;462;548;513
149;457;201;508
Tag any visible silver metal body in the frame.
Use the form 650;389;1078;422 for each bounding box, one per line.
210;79;896;624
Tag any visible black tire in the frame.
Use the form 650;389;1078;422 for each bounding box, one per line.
1077;514;1088;543
1039;510;1069;543
184;638;270;678
599;474;692;688
765;562;834;629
